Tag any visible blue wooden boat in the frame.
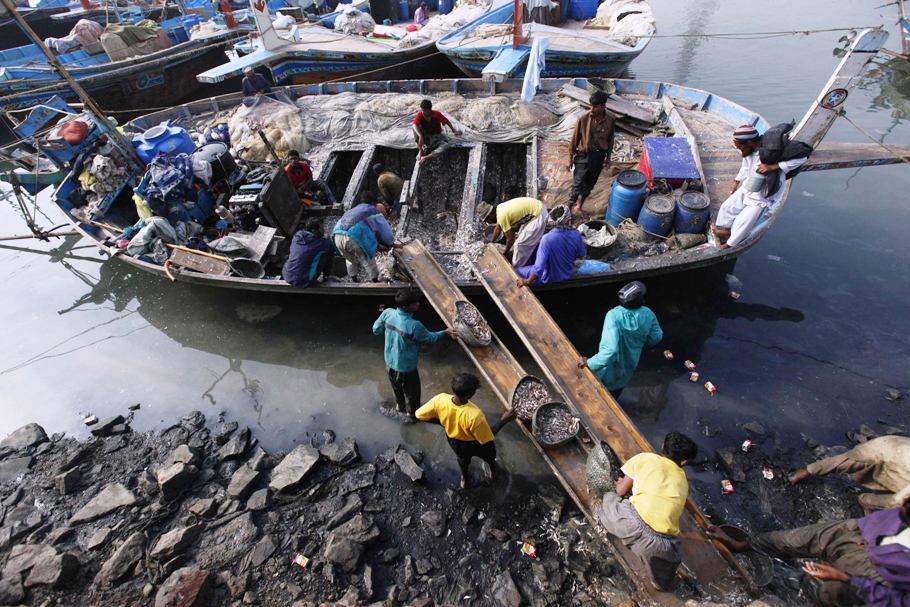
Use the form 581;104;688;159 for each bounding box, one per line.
0;19;249;113
436;0;652;80
196;0;504;86
9;28;906;296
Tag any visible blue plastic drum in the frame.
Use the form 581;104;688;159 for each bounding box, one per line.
637;194;675;238
605;169;647;226
132;121;196;165
567;0;597;19
439;0;453;14
673;191;710;234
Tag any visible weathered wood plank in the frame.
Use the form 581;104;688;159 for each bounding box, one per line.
168;249;231;275
471;244;750;598
561;83;658;125
245;225;278;262
802;142;910;171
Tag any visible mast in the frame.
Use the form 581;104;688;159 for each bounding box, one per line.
0;0;144;169
250;0;284;51
792;28;889;148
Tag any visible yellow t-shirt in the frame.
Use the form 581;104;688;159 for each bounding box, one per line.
415;394;495;444
621;452;688;536
496;197;542;232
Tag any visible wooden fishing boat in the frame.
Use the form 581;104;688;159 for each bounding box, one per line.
0;19;248;113
195;0;503;86
436;0;653;80
22;27;910;296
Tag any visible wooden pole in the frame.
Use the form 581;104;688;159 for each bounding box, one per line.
0;0;144;170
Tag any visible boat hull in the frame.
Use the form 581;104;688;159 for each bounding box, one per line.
268;43;440;85
445;47;643;79
0;44;229;114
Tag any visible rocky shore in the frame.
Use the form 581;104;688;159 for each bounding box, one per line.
0;411;634;607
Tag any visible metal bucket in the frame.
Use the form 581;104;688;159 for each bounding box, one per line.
510;375;549;420
605;170;647;226
743;171;766;193
673;191;710;234
532;402;580;450
230;257;265;279
636;194;675;239
578;220;617;259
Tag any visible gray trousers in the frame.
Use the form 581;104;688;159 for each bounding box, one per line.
598;492;681;591
752;519;886;607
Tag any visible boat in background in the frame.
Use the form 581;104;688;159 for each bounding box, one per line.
196;0;503;86
437;0;653;80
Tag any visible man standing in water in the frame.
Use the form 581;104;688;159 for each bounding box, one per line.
373;289;457;421
416;373;517;489
576;281;662;398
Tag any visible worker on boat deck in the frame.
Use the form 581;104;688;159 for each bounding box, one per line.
374;163;404;210
515;205;585;287
332;191;396;282
576;280;662;399
790;435;910;514
373;289;457;421
567;90;616;217
416;373;517;489
242;66;271;97
711;124;809;249
414;1;429;26
282;217;334;288
477;186;549;268
598;432;698;591
413;99;462;164
708;495;910;607
285;150;333;204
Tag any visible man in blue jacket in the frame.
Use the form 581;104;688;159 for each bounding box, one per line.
576;281;662;398
333;192;396;282
373;289;456;420
282;218;334;288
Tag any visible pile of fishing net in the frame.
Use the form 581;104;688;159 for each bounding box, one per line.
227;94;309;161
589;0;655;46
398;0;491;48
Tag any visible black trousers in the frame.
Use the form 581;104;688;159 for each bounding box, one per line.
447;437;496;474
570;150;607;202
388;368;421;414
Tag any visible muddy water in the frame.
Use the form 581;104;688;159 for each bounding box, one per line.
0;0;909;502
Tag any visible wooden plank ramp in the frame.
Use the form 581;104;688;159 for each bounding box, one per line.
396;240;750;606
469;244;752;603
801;142;910;171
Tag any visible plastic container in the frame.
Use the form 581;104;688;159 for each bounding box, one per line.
636;194;675;239
566;0;596;20
605;169;647;226
439;0;453;15
673;191;710;234
167;25;190;43
558;0;568;23
578;219;616;259
132;121;196;164
399;0;409;19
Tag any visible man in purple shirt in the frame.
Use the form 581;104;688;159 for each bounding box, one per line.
515;205;585;287
707;495;910;607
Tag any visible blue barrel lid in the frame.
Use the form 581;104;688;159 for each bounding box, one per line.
645;194;675;215
679;191;710;211
617;170;646;188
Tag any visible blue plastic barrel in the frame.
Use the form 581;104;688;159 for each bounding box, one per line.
566;0;596;20
673;191;710;234
132;121;196;164
605;169;647;226
637;194;675;238
558;0;568;23
399;0;408;19
439;0;452;15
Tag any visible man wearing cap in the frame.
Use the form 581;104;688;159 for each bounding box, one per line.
576;281;662;398
477;187;549;268
242;67;271;97
567;89;616;217
515;205;586;287
374;163;404;209
712;124;808;249
414;1;429;26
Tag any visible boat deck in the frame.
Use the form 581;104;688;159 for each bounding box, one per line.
454;20;635;52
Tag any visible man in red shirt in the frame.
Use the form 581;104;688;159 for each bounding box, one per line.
285;150;333;204
412;99;462;164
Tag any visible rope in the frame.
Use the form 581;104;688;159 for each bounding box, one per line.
648;25;882;40
840;110;910;164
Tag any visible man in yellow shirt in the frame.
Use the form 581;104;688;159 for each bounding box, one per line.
415;373;517;489
476;187;549;268
598;432;698;591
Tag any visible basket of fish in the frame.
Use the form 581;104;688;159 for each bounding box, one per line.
510;375;549;420
453;300;492;347
532;402;581;450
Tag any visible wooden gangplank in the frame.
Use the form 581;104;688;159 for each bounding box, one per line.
396;240;745;605
802;142;910;171
470;244;750;601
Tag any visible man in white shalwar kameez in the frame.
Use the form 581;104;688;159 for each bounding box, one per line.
712;124;808;249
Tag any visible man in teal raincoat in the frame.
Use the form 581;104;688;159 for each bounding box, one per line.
576;281;662;398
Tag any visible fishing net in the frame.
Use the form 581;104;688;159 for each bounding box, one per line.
589;0;656;46
397;0;491;48
227;94;310;161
